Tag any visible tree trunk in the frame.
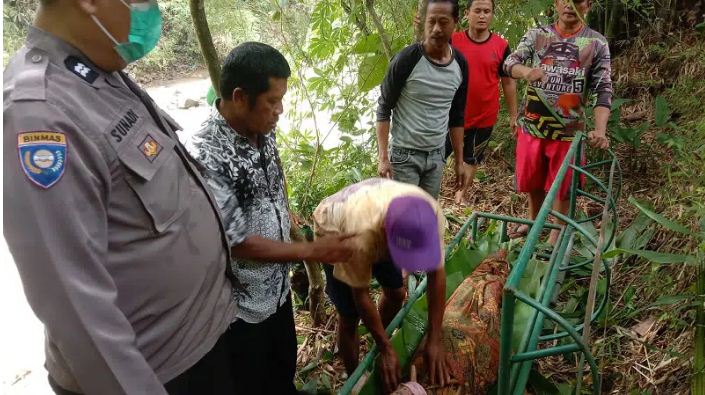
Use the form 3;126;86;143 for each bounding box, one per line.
657;0;679;30
415;0;428;42
290;221;326;327
364;0;394;60
605;0;623;44
189;0;221;94
304;260;326;327
587;0;602;32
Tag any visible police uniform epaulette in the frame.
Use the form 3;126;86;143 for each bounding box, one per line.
12;48;49;102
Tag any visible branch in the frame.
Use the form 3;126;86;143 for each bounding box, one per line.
189;0;221;92
296;65;323;212
342;0;371;35
364;0;393;60
415;0;428;42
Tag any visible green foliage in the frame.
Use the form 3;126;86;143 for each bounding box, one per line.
627;196;693;236
279;130;377;218
136;0;259;76
3;0;38;66
357;54;389;92
603;248;695;264
512;258;549;351
603;198;705;392
271;0;415;219
133;0;203;74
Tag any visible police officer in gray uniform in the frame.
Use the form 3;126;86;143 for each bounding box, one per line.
4;1;237;394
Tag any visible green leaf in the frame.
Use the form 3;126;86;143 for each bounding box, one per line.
628;196;693;235
650;294;693;307
310;1;334;35
353;34;382;54
603;248;696;264
654;95;670;127
357;55;388;92
309;37;335;60
299;358;320;376
319;374;332;390
349;167;363;182
527;369;560;394
299;377;318;394
695;21;705;32
611;97;631;111
556;383;575;395
322;350;334;363
616;213;654;250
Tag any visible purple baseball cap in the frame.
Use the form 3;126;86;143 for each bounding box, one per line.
384;196;441;272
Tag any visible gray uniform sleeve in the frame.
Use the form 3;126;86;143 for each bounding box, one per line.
3;101;167;395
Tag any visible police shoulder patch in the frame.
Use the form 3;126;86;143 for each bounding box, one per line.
64;56;99;84
17;132;68;189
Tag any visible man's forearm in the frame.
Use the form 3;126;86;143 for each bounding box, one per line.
376;121;391;160
231;235;309;263
593;106;610;134
510;64;532;80
501;77;519;119
426;267;446;340
449;127;464;160
352;287;393;351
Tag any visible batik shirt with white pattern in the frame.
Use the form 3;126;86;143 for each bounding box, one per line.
189;105;291;324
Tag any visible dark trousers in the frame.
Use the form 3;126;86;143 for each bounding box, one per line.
49;326;236;395
230;293;298;395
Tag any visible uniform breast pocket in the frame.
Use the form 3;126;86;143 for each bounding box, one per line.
117;130;192;233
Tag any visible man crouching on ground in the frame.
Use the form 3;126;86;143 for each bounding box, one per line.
314;178;451;393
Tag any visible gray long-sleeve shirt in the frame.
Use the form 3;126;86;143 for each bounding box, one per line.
376;43;468;151
3;27;236;394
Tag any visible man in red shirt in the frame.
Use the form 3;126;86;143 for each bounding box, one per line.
446;0;518;204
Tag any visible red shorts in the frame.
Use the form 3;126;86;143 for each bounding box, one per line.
515;129;584;201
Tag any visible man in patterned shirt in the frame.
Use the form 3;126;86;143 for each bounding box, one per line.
189;42;353;395
503;0;612;242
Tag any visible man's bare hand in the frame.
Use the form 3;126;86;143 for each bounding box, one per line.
307;234;355;263
454;162;472;205
587;130;610;149
524;68;546;83
378;158;393;178
424;337;452;387
378;347;401;394
509;113;518;130
454;161;467;190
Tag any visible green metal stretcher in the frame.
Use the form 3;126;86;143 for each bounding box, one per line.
339;132;621;395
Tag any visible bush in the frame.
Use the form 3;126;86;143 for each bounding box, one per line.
3;0;38;66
